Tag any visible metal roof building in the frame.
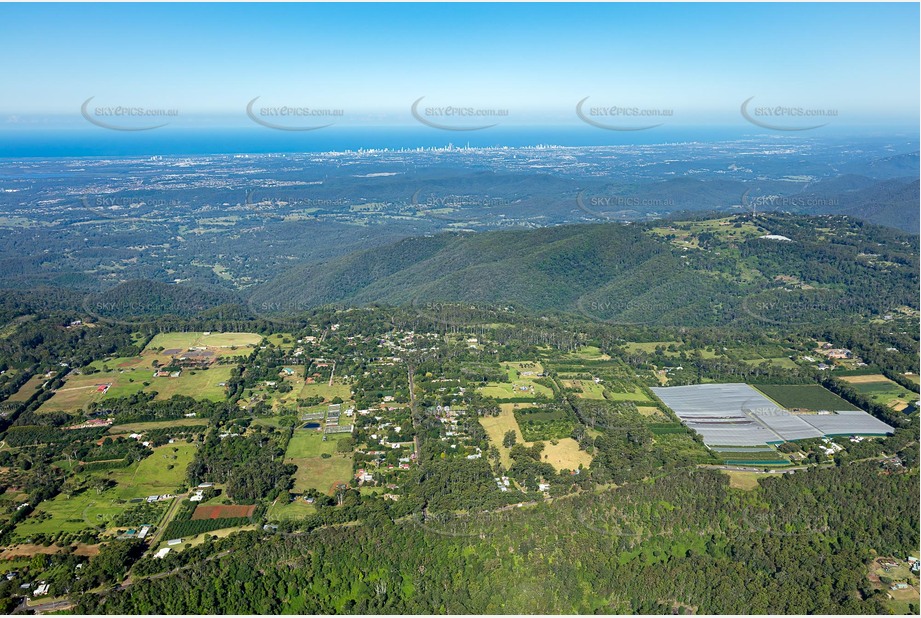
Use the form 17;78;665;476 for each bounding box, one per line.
651;383;894;447
801;410;895;436
750;409;824;441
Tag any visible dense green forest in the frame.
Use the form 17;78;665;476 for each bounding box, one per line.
76;463;917;614
250;214;919;327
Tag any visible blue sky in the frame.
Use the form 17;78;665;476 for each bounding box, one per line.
1;2;918;129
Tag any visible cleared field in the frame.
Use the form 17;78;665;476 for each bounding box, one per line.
540;438;592;471
265;333;297;349
722;470;762;490
743;357;798;370
242;366;307;410
297;381;352;402
14;492;124;538
145;332;262;353
191;504;256;520
15;444;194;538
604;386;651;402
477;362;554;401
480;403;592;472
155;524;258;552
39;358;231;412
288;455;353;494
562;379;606;400
284;432;353;495
624;341;680;354
479;404;525;468
88;356;146;371
480;382;553;402
38;372;143;412
7;375;45;402
149;365;232;402
840;374;917;411
285;431;345;459
108;418;208;434
637;406;668;419
267;497;317;521
566;346;611;361
754;384;860;411
98;443;197;500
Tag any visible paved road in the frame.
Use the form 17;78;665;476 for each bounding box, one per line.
407;366;421;458
145;493;188;552
15;598;74;614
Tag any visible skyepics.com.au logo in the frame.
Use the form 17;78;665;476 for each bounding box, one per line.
576;492;828;540
411;297;515;329
246;297;331;328
576;189;674;220
576;97;672;131
414;507;519;540
82;294;214;327
81;194;181;220
741;289;847;326
81;97;178;131
245;188;348;221
410;189;511;221
246;97;344;131
740;189;839;214
740;97;837;131
576;296;656;327
411;97;507;131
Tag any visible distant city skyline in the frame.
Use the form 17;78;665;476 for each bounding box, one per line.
1;2;918;132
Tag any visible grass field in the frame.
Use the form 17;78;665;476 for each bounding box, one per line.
479;403;592;472
743;357;798;370
284;432;353;494
297;381;352;402
38;372;144;413
562;379;606;400
540;438;592;471
39;351;231;412
565;346;611;361
839;375;918;411
288;456;353;494
242;366;309;410
148;366;232;402
98;443;197;500
15;491;125;538
285;431;344;458
108;418;209;434
145;332;262;353
265;333;297;349
604;386;651;402
623;341;680;354
754;384;861;411
155;524;258;552
479;363;553;401
479;404;525;468
7;375;45;402
267;497;317;521
15;444;195;538
722;470;763;490
637;405;668;419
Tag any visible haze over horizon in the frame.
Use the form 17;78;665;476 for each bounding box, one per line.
1;2;918;156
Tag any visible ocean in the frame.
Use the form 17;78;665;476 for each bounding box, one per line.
0;125;872;159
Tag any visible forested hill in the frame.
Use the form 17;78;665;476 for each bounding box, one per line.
251;213;919;327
